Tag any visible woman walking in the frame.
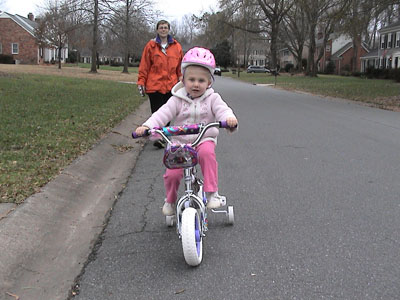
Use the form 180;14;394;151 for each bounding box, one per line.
137;20;183;148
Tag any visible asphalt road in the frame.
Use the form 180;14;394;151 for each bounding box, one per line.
74;76;400;299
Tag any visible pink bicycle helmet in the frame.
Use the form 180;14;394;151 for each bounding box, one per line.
181;47;216;75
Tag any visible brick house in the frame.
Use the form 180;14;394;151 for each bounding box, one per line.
330;41;369;74
0;11;68;64
315;33;369;74
360;20;400;71
316;33;348;73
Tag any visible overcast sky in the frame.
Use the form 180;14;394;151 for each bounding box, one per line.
1;0;219;22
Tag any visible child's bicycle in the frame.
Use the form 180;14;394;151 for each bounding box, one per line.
132;122;235;266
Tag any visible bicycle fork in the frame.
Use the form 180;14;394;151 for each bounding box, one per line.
176;167;208;238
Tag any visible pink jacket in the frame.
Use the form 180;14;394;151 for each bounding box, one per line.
143;82;237;145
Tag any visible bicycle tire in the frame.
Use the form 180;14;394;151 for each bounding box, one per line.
181;207;203;266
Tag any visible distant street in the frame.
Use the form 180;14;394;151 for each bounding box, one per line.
75;76;400;299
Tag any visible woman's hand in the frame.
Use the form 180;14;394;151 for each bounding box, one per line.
138;85;146;97
135;125;150;136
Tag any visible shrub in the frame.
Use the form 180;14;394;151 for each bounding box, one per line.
0;54;15;64
284;63;294;73
68;51;77;63
301;58;307;70
129;62;139;67
110;61;124;67
389;69;400;82
326;60;336;74
365;67;400;82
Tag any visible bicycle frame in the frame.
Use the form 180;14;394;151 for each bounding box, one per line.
175;168;207;237
151;123;224;237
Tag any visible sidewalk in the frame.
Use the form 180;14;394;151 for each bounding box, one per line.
0;101;150;300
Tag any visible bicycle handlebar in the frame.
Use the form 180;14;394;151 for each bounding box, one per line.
132;122;236;146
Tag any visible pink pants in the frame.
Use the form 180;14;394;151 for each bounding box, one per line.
163;140;218;204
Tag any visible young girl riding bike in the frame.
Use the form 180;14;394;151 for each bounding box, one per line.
135;47;238;216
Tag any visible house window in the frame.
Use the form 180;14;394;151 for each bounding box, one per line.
381;34;385;49
388;33;392;48
12;43;19;54
397;32;400;47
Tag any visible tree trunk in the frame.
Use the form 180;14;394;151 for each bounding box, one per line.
352;36;361;73
123;52;129;73
90;0;98;73
122;0;129;74
270;20;279;70
306;27;316;76
58;36;62;69
295;45;303;71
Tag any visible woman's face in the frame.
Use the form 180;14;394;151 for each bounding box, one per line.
157;23;170;39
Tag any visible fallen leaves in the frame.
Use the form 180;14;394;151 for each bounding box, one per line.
5;292;19;300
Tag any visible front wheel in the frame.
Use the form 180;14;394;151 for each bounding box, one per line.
181;207;203;266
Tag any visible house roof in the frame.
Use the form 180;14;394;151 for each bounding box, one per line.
0;12;37;37
379;20;400;34
361;47;400;59
330;41;369;60
361;48;379;59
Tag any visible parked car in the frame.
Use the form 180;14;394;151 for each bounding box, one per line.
214;67;221;76
246;65;270;73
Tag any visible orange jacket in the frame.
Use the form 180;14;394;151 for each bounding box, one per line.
137;36;183;94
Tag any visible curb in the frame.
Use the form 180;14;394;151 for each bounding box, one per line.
0;101;150;300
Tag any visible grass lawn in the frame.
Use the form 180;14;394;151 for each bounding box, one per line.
65;63;139;73
0;73;143;204
223;71;400;109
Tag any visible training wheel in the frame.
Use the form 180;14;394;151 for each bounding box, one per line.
166;215;175;227
227;206;234;225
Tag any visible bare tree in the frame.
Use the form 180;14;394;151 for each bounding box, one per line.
296;0;348;76
180;14;197;45
281;3;308;70
103;0;154;73
35;0;79;69
220;0;294;70
255;0;295;70
70;0;109;73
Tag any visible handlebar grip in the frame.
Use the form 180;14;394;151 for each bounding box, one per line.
219;121;237;129
132;129;149;139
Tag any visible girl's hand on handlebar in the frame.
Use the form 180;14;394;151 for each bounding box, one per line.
226;117;238;130
135;125;150;136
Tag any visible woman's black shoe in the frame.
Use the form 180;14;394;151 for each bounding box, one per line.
153;139;165;149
